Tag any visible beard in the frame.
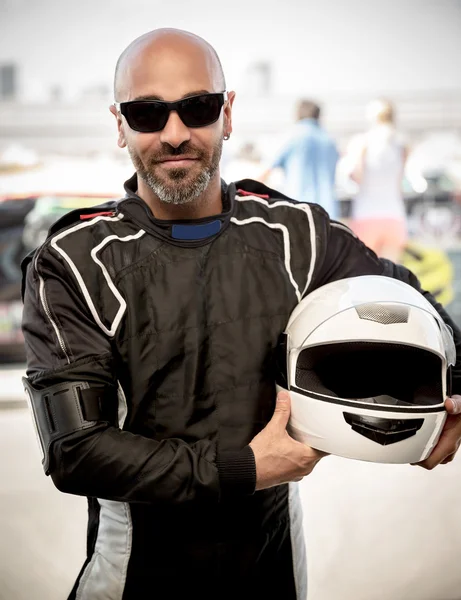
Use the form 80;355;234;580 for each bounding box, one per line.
128;137;223;206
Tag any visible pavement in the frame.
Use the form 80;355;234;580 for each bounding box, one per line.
1;367;461;600
0;403;86;600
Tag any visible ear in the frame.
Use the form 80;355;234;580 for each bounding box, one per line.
109;104;127;149
223;91;236;138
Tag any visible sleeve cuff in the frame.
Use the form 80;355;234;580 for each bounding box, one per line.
216;445;256;496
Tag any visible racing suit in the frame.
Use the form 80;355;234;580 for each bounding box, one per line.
21;176;461;600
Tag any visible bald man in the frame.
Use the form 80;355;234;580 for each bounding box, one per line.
21;28;461;600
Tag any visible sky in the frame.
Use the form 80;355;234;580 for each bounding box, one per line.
0;0;460;102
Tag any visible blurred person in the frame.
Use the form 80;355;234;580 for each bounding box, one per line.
260;99;340;218
348;98;409;262
20;28;461;600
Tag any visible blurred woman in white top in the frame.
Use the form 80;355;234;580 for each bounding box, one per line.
349;99;408;262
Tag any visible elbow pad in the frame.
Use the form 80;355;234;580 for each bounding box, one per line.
23;378;118;475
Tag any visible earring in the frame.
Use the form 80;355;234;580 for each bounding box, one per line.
224;133;230;141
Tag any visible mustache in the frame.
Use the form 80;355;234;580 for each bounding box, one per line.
149;142;205;163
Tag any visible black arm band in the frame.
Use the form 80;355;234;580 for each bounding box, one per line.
22;378;118;475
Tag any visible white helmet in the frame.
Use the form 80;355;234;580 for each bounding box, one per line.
275;275;456;464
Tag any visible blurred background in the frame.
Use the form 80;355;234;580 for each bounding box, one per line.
1;0;461;599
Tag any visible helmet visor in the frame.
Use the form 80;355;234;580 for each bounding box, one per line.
295;341;445;407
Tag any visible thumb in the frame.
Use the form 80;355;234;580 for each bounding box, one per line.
270;391;291;429
446;395;461;415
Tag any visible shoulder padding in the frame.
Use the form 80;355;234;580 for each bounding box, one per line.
234;178;296;203
47;200;120;237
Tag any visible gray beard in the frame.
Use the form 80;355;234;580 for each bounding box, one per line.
142;167;212;205
129;137;223;206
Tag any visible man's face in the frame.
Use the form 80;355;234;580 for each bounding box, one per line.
126;116;224;206
112;43;234;206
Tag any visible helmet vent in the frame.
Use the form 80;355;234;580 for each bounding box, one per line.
355;303;409;325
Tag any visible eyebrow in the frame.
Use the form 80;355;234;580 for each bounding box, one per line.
131;89;213;102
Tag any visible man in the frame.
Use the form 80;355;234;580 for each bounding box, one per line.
21;29;461;600
261;99;340;219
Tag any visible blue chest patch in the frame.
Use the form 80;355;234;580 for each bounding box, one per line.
171;220;222;240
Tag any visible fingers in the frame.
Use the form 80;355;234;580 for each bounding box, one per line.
270;391;291;429
416;399;461;469
445;395;461;415
414;432;461;470
313;449;330;459
416;439;458;469
418;452;456;469
441;453;456;465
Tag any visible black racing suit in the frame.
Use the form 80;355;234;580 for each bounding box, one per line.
21;176;461;600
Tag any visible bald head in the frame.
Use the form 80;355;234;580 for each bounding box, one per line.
114;28;226;102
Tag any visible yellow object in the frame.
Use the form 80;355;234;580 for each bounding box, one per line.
400;242;454;307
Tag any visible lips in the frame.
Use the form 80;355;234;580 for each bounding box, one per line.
157;157;199;170
158;156;198;163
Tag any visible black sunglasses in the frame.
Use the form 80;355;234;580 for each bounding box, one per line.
114;92;228;133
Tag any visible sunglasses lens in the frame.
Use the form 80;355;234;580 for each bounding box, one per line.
121;94;225;132
179;94;223;127
124;102;169;133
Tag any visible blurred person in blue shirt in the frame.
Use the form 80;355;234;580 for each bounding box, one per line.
261;100;340;219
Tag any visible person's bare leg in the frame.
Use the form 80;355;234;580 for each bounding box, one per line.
380;219;407;263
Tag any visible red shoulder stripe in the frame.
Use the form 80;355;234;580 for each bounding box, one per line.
80;211;116;220
237;189;270;199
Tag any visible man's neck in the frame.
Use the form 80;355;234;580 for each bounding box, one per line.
137;174;223;221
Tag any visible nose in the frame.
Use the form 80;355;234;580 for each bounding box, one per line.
159;110;191;148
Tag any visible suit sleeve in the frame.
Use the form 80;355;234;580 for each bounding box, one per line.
22;245;255;505
309;215;461;394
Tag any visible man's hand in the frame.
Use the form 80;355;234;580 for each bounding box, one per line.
249;391;327;490
413;395;461;470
